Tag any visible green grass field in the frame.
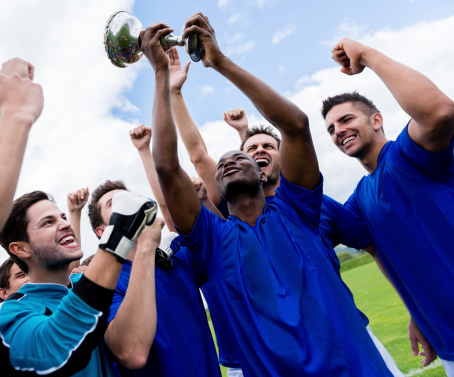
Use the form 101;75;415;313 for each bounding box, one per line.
207;260;446;376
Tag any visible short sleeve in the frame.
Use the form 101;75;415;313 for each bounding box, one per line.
274;173;323;231
392;125;454;180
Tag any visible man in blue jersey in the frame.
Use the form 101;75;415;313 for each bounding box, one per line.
0;189;158;376
143;14;393;376
322;38;454;375
88;180;221;377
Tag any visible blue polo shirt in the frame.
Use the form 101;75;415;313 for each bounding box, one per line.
344;124;454;361
180;175;391;376
108;249;221;377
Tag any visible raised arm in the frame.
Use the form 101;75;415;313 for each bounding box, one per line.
104;219;161;369
183;13;319;190
0;58;43;231
168;47;221;206
130;124;176;232
67;187;89;270
332;38;454;152
224;107;249;141
140;24;201;234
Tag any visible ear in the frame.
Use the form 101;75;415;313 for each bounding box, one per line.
371;112;384;133
95;224;105;238
0;287;8;300
9;242;32;261
260;171;268;183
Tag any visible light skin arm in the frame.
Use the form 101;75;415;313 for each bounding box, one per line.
141;24;201;235
182;13;319;190
332;38;454;152
224;107;249;141
364;244;437;366
67;187;89;271
104;220;162;369
129;124;176;232
168;47;221;206
0;59;43;231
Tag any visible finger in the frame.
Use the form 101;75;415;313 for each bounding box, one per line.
80;188;86;201
181;24;207;40
182;61;191;75
410;335;419;357
223;112;228;122
141;23;171;46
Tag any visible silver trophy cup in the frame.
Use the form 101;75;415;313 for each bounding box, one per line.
104;11;204;68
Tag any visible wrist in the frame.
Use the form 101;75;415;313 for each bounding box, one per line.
359;47;378;68
0;109;34;132
170;88;182;96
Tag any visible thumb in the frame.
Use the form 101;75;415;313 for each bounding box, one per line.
410;336;419;356
340;67;353;76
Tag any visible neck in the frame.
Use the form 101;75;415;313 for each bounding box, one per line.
28;264;72;286
262;176;280;197
358;136;388;174
227;191;267;226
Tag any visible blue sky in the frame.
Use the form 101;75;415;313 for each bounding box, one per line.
122;0;454;127
0;0;453;261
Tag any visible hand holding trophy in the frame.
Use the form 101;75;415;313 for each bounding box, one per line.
104;11;204;68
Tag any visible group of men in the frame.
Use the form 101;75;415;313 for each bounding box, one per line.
0;11;452;377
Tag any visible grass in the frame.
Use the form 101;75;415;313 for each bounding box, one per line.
206;259;446;376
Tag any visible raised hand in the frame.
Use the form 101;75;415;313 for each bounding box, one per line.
331;38;370;76
1;58;34;80
67;187;89;213
140;23;173;72
130;125;152;152
182;12;224;68
168;48;191;93
191;176;208;201
224;108;248;133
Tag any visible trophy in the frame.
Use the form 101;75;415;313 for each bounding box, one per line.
104;11;204;68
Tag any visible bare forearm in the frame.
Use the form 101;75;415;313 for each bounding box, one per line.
104;248;157;369
83;249;123;290
0;113;32;230
138;149;176;232
362;48;454;137
213;56;308;135
151;69;201;234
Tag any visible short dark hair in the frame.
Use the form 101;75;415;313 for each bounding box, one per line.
80;254;94;266
88;180;127;237
0;258;14;291
321;91;380;119
0;191;53;274
240;125;281;151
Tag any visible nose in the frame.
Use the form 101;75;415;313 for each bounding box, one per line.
334;124;345;137
224;158;236;166
58;217;72;230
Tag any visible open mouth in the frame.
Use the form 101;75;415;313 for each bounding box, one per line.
342;135;356;146
58;234;77;247
255;158;270;168
224;166;240;177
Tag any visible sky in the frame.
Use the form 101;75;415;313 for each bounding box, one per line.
0;0;453;262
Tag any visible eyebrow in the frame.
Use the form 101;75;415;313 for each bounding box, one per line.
37;212;65;225
327;113;355;129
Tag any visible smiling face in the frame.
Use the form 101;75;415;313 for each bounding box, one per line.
25;200;82;271
242;134;281;186
325;102;381;159
215;150;265;200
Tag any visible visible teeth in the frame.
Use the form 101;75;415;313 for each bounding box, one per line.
59;236;75;245
343;136;356;145
256;158;269;167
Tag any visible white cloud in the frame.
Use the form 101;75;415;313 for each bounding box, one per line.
322;19;370;46
228;12;250;26
200;85;216;96
225;41;255;56
218;0;233;9
248;0;276;9
271;24;296;44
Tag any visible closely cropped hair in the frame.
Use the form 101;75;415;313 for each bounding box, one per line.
0;258;14;291
88;180;127;236
321;92;380;119
0;191;53;273
240;125;281;151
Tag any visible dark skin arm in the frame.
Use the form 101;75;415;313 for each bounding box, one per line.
332;38;454;152
182;13;320;190
140;24;201;235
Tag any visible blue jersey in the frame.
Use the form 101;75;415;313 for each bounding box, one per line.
108;248;221;377
0;276;114;376
180;175;392;377
345;125;454;361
